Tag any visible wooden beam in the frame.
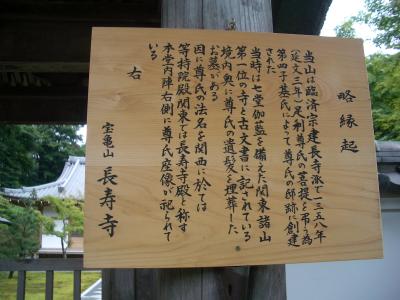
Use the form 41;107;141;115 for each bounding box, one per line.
0;76;88;123
0;93;87;124
1;1;160;24
0;62;89;73
1;22;100;63
0;0;331;124
0;21;159;64
0;258;86;271
0;0;161;124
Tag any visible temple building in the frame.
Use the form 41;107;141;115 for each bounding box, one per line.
1;156;85;257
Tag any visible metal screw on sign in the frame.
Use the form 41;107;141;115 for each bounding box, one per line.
225;18;237;31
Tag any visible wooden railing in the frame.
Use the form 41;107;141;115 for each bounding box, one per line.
1;259;287;299
0;258;88;300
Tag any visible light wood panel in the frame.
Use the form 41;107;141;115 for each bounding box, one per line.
84;27;382;268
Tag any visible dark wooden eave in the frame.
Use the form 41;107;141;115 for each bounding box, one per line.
0;0;332;124
272;0;332;35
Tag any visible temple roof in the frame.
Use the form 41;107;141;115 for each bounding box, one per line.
376;141;400;163
376;141;400;197
1;156;85;200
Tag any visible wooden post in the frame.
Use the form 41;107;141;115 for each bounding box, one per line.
105;0;286;299
160;1;286;299
73;270;81;300
17;270;26;300
45;270;54;300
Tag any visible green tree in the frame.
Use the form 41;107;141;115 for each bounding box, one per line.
335;19;356;38
0;125;39;188
0;125;84;188
0;196;52;259
361;0;400;49
43;196;84;259
367;52;400;140
336;0;400;49
34;125;84;184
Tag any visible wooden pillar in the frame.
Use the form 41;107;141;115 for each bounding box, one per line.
162;0;273;32
105;1;286;299
159;1;286;299
103;269;136;300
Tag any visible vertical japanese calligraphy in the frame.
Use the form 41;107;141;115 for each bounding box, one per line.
148;43;331;245
338;89;360;153
159;42;175;241
193;43;211;215
85;28;382;268
97;122;119;237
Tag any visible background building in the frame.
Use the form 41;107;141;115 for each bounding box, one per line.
1;156;85;257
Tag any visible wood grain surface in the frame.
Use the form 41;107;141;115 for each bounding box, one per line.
84;27;382;268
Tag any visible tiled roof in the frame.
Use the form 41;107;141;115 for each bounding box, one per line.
376;141;400;197
1;156;85;200
376;141;400;163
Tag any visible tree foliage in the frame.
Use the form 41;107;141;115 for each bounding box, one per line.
335;19;356;38
0;126;38;188
335;0;400;49
0;125;84;188
336;0;400;49
43;196;84;258
367;52;400;140
0;196;52;259
0;195;83;259
361;0;400;49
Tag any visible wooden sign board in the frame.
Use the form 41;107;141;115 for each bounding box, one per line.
84;27;383;268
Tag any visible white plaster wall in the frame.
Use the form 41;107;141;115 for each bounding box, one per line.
286;210;400;300
41;207;67;249
43;206;57;218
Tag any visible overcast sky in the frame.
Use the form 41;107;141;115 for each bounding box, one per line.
321;0;396;56
77;0;396;144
